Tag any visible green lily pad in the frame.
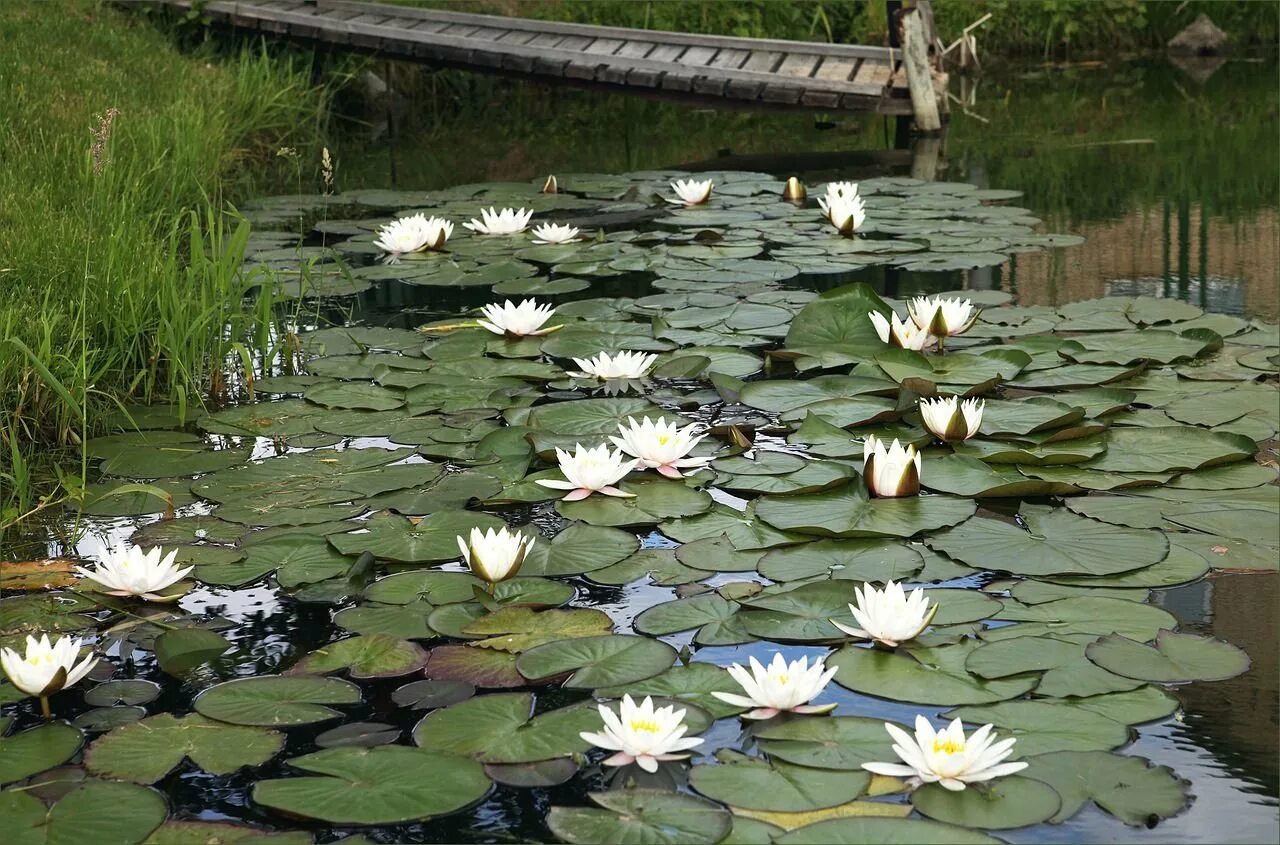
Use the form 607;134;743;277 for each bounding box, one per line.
1085;630;1251;682
965;634;1140;699
1082;426;1254;473
1021;750;1190;825
773;817;1001;844
461;606;613;652
288;634;429;679
756;483;976;539
548;789;732;845
1058;330;1216;365
0;722;82;785
85;713;282;783
253;746;490;824
328;511;506;563
425;644;526;688
830;641;1038;705
943;701;1129;756
84;680;161;707
520;523;638;577
516;634;675;688
753;716;898;770
925;504;1168;577
758;539;923;582
634;594;738;638
558;478;713;527
412;691;596;763
911;776;1061;829
690;753;869;812
983;596;1177;642
194;675;360;726
333;603;436;638
3;780;167;845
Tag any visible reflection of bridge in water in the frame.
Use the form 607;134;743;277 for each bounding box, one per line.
1009;205;1278;320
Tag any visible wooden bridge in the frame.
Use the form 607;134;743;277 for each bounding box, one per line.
142;0;947;122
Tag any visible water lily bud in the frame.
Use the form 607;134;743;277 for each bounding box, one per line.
671;178;713;206
782;176;807;202
456;526;534;585
919;396;984;442
541;174;558;193
863;435;921;497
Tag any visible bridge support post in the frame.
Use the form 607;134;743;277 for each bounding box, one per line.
901;7;943;133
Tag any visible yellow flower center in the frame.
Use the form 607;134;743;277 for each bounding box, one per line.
657;435;669;444
777;674;789;685
933;738;965;755
629;719;661;734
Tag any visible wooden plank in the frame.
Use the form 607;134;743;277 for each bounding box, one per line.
494;29;536;45
439;23;482;38
852;58;893;90
760;82;804;105
315;0;898;61
741;50;783;73
813;55;858;82
564;61;599;81
526;32;565;48
196;1;891;100
407;19;450;34
614;40;656;59
800;90;841;109
676;45;718;67
776;53;821;78
691;75;728;97
645;44;685;62
556;34;594;51
584;37;625;56
709;48;749;69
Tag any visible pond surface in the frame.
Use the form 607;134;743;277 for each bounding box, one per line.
2;56;1277;845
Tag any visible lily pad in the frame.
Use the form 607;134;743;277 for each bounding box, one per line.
516;634;675;688
773;817;1001;844
85;713;282;783
690;753;869;812
329;511;506;563
253;746;490;824
1084;630;1251;682
1021;750;1189;825
754;716;898;770
943;701;1129;756
3;780;167;845
911;776;1061;829
548;789;732;845
288;634;429;679
0;722;82;785
756;483;976;539
194;675;360;726
830;641;1039;705
412;691;597;763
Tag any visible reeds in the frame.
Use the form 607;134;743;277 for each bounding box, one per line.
0;2;339;524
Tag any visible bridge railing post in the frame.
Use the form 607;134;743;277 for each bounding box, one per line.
900;5;943;133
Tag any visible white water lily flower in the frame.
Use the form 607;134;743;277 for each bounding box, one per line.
869;311;933;351
464;206;533;235
569;351;656;380
908;295;979;338
824;180;859;199
712;653;838;720
863;715;1027;791
477;299;557;336
782;176;807;202
819;192;867;235
1;634;98;698
863;435;921;498
536;444;637;501
373;213;453;253
457;526;535;585
832;580;938;647
531;222;581;244
579;694;704;772
919;396;984;442
671;178;713;206
75;546;192;601
610;416;711;479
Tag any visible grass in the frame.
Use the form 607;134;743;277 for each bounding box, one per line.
0;2;339;525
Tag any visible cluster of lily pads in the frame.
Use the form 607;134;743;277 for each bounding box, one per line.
1;168;1277;845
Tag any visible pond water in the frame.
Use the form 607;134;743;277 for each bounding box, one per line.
2;56;1277;845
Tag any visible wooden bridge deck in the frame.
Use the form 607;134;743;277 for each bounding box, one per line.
146;0;921;114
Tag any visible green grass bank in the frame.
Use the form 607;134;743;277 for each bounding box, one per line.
0;1;335;522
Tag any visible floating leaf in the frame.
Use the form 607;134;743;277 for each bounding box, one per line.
461;606;613;652
3;780;167;845
194;675;360;726
756;483;976;539
1021;750;1190;825
85;713;282;783
773;817;1001;844
943;701;1129;756
253;746;490;824
911;776;1061;829
1085;630;1251;682
289;634;429;679
0;722;82;785
413;691;596;763
690;753;868;812
154;628;230;676
830;641;1038;705
516;635;675;688
548;789;731;845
